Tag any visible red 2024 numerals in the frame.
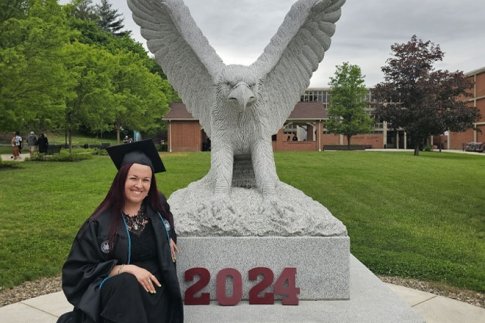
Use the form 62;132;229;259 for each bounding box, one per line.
184;267;300;306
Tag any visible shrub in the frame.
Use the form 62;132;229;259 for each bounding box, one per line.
30;150;93;162
92;147;109;155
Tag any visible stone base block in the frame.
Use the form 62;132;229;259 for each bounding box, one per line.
176;236;350;300
182;255;425;323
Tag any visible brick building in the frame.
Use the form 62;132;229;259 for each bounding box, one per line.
163;67;484;152
440;67;485;149
164;90;384;152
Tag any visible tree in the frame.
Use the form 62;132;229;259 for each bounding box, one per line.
0;0;174;144
108;51;169;143
62;42;116;151
0;0;73;132
62;43;169;146
95;0;128;36
0;0;31;22
68;0;97;21
326;62;373;148
373;35;479;155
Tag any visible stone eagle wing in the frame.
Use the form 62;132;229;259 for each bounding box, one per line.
128;0;225;137
251;0;345;136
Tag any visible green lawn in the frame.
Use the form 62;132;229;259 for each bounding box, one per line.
0;151;484;293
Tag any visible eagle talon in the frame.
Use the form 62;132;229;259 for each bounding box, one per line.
206;195;235;218
258;196;295;216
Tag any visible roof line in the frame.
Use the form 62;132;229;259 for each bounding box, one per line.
466;66;485;76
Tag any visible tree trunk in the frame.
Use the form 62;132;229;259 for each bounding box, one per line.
116;125;121;144
68;127;72;154
65;110;73;154
347;135;351;149
414;145;419;156
438;135;442;152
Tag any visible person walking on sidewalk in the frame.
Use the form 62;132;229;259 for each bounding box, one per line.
27;131;38;157
11;131;22;160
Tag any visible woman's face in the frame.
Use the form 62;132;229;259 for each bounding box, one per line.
124;163;152;206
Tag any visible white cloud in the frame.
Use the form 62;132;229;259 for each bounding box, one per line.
60;0;485;87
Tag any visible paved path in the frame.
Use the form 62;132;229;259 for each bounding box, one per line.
0;284;483;323
0;153;30;162
387;284;484;323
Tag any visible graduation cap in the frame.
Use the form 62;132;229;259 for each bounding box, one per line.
106;139;166;173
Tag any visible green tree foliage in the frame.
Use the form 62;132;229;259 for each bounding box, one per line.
68;0;97;21
62;43;169;147
373;35;480;155
104;50;169;143
0;0;174;146
0;0;73;132
327;62;373;148
62;42;116;149
0;0;31;22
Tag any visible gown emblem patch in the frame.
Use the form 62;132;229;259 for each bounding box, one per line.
100;240;111;254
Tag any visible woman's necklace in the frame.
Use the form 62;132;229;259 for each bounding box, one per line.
122;206;148;236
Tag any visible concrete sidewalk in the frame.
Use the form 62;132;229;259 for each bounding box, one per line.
1;283;483;322
0;153;30;161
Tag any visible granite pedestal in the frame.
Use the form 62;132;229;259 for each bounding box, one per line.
176;236;350;300
181;255;425;323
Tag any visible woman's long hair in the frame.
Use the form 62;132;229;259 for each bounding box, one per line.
91;163;175;248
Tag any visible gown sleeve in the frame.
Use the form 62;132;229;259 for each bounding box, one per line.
159;192;177;243
61;219;118;322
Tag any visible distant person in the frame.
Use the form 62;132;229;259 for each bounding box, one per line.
27;131;38;157
11;132;21;160
123;135;133;144
17;132;23;153
38;133;48;154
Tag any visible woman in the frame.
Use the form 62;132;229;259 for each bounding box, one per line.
11;131;21;159
59;140;183;323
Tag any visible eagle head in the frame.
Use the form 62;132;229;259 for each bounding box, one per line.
216;65;259;112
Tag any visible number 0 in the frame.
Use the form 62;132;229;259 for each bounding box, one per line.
216;268;242;306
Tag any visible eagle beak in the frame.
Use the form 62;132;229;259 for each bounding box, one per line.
228;82;255;111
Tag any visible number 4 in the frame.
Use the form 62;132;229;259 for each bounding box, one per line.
273;267;300;305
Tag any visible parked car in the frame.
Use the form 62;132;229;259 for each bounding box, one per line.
464;142;485;152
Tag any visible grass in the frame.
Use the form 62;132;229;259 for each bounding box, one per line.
0;151;484;294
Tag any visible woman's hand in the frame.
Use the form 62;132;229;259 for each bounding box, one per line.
122;264;161;294
170;238;179;262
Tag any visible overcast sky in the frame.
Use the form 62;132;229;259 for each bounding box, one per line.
61;0;485;87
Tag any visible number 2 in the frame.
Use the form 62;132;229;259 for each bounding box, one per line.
248;267;275;304
184;267;210;305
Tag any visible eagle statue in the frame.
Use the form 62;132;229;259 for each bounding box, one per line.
128;0;345;214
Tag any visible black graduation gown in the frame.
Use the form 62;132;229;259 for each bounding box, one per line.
60;207;184;323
